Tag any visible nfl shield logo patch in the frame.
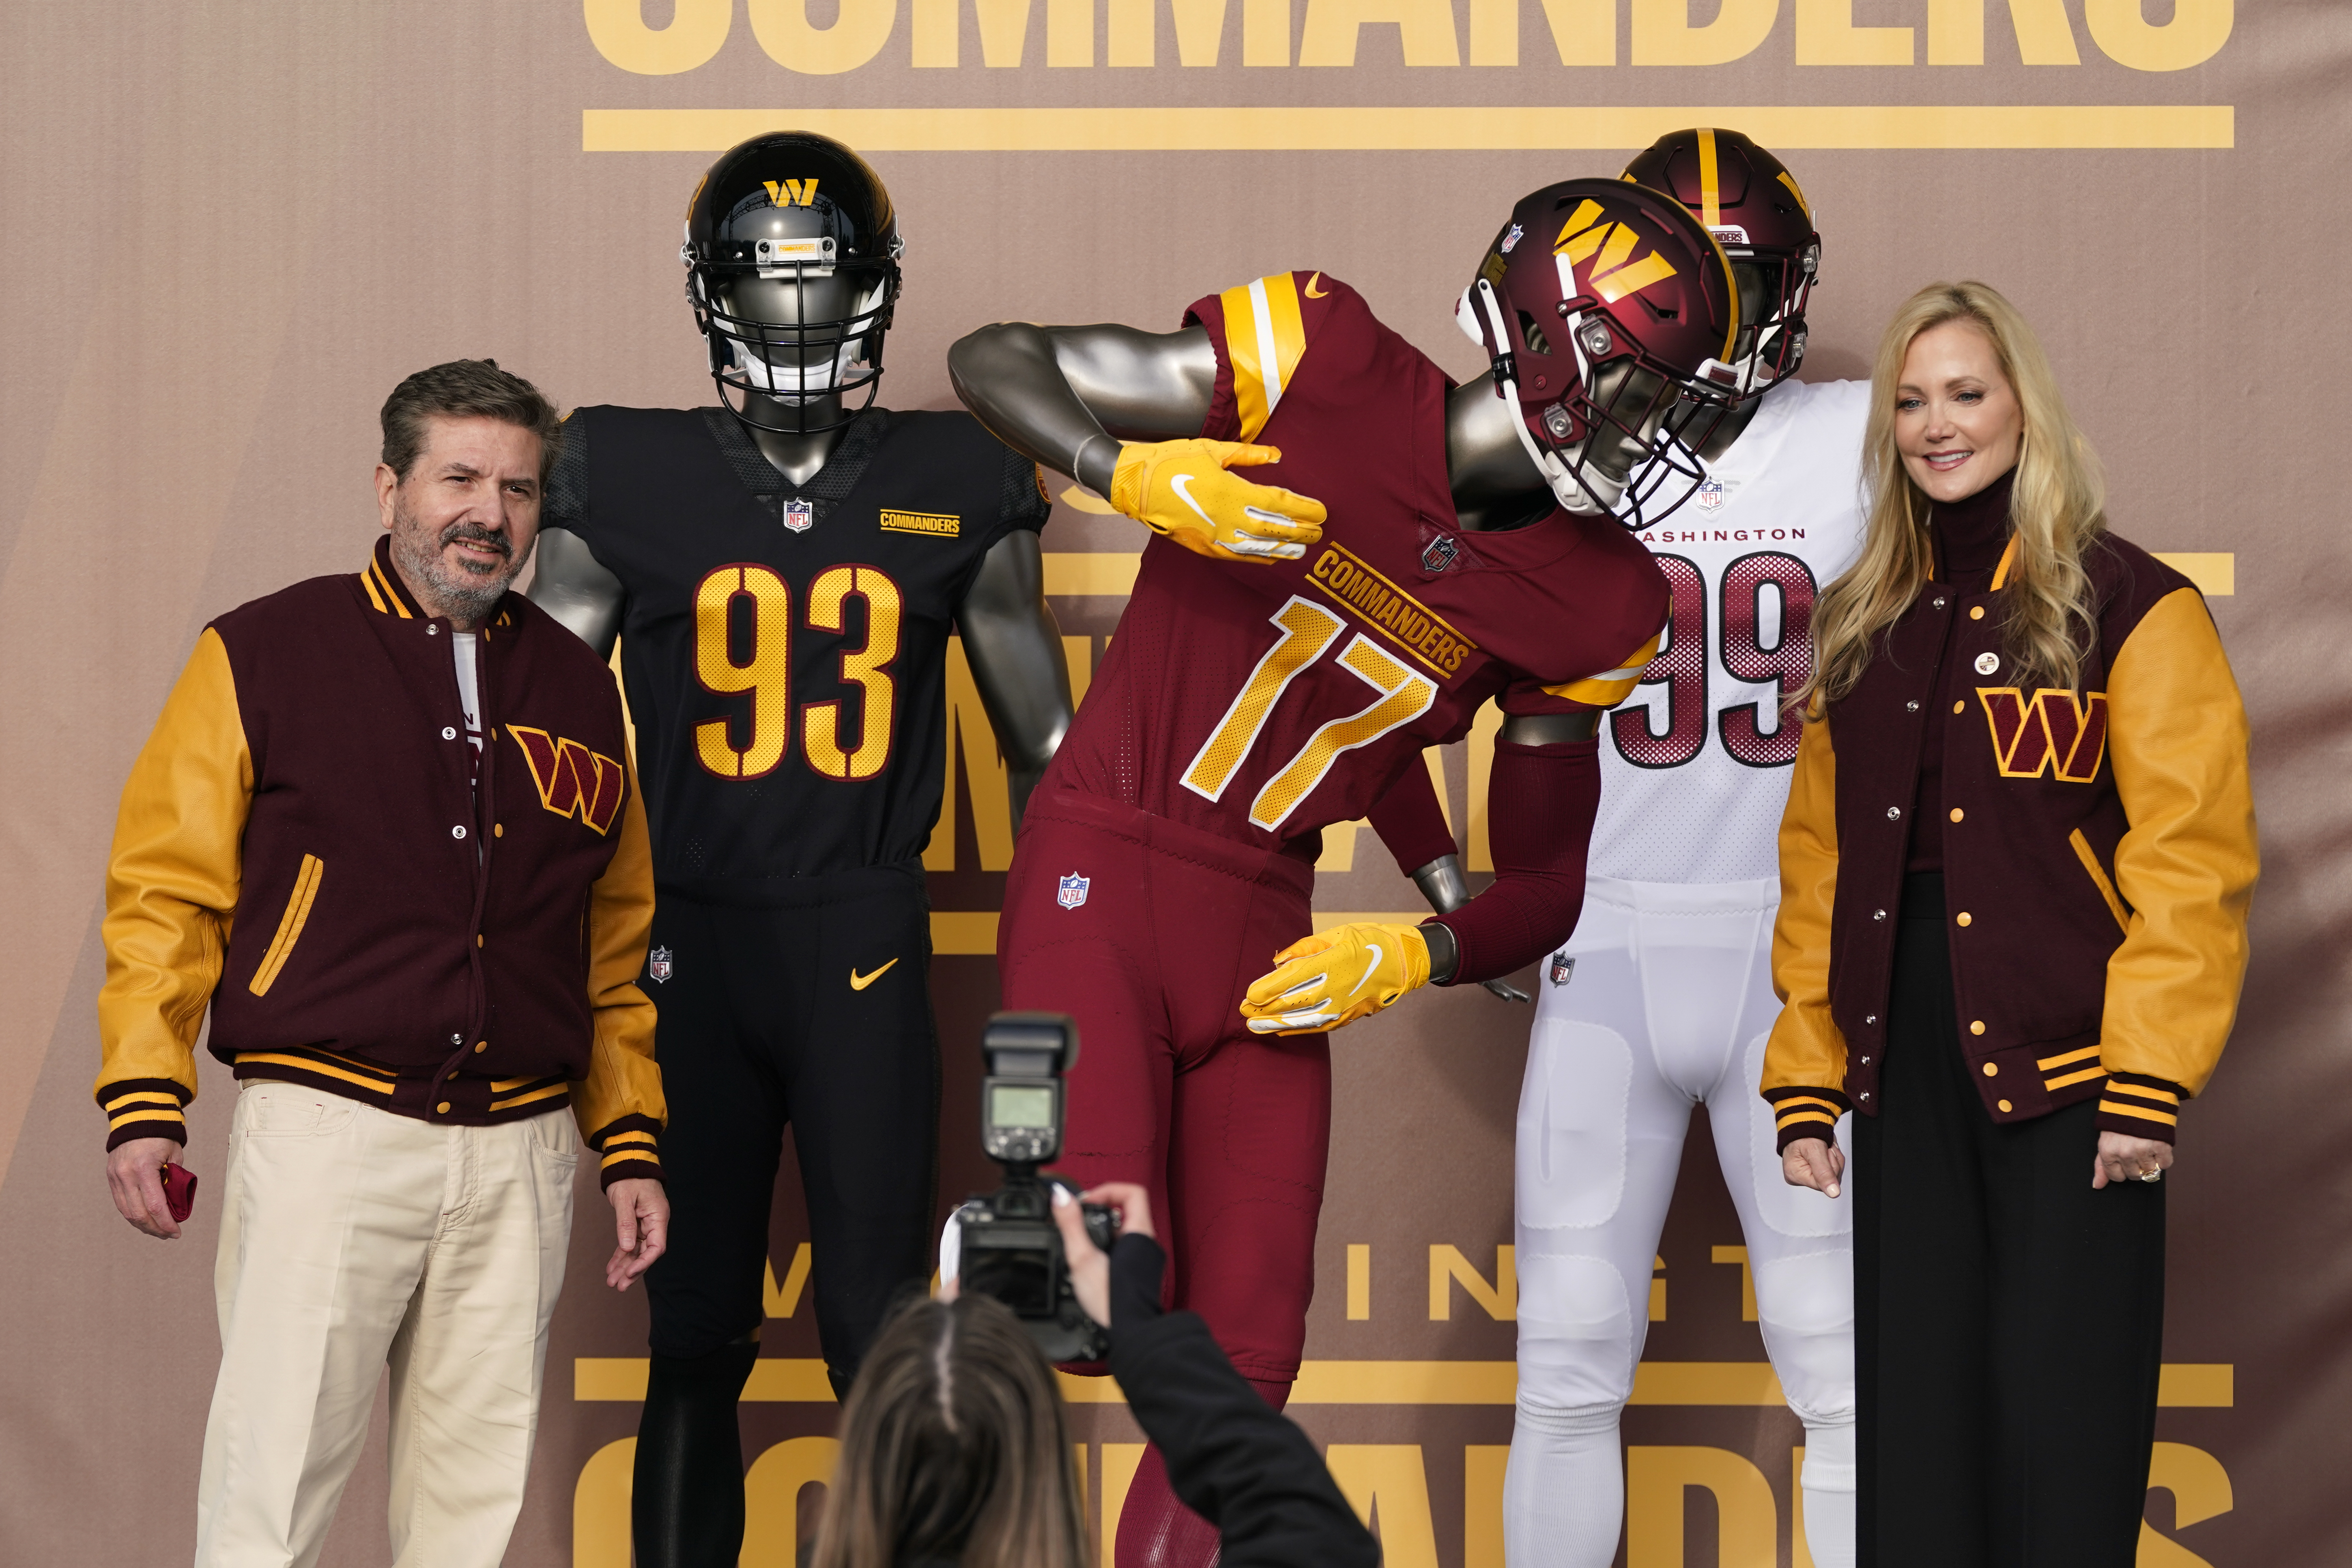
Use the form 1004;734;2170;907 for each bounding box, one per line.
1696;479;1724;512
648;946;673;984
783;498;815;533
1548;952;1574;987
1057;873;1090;910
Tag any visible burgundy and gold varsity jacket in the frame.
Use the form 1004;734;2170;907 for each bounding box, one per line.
95;538;664;1187
1762;531;2256;1150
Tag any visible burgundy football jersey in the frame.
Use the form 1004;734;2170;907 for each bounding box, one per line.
1042;271;1670;854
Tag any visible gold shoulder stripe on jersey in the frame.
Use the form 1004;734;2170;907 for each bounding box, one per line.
1220;273;1308;443
880;509;960;537
1307;544;1476;676
1541;627;1664;708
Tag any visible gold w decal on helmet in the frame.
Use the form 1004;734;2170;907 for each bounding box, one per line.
763;178;819;207
1554;198;1679;306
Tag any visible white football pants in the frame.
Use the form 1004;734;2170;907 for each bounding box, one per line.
1505;877;1854;1568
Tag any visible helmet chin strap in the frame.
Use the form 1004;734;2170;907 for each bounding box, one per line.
1467;280;1626;518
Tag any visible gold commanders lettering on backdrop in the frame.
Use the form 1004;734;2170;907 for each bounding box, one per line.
583;0;2232;77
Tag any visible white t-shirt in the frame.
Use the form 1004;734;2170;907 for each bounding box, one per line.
1587;378;1870;885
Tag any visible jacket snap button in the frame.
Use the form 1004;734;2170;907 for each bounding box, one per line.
1905;700;1919;712
1956;912;1973;927
1860;1054;1873;1065
436;1101;451;1114
1997;1099;2012;1112
451;1033;463;1044
1969;606;1986;620
451;825;467;839
428;625;439;636
1865;1015;1877;1025
1970;1020;1987;1036
1887;806;1902;820
1982;1062;1998;1076
442;726;457;740
1873;909;1887;921
1859;1091;1871;1101
1933;598;1946;609
474;1041;488;1054
1954;701;1965;714
1950;808;1964;822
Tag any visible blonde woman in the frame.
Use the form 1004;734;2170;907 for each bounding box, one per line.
1759;282;2256;1565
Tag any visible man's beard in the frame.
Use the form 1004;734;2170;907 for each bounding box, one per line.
390;508;520;622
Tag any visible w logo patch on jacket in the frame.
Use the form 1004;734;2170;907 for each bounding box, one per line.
508;726;627;833
1977;688;2109;783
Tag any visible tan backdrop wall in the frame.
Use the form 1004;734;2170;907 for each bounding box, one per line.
3;1;2345;1563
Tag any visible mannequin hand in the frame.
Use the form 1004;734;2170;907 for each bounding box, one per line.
1241;922;1430;1035
1108;439;1326;561
1782;1137;1844;1199
2092;1132;2174;1189
1481;979;1531;1004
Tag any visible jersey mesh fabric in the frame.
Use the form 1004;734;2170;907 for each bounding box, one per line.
1038;273;1669;856
546;404;1047;889
1588;379;1870;884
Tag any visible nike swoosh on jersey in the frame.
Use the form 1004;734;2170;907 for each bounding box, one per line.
1304;272;1329;299
1169;472;1216;530
1349;944;1382;997
849;957;900;991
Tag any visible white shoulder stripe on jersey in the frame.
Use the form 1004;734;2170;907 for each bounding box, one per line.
1246;276;1286;418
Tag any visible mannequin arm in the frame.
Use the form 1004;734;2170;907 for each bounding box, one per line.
949;323;1218;494
527;527;626;658
958;531;1075;830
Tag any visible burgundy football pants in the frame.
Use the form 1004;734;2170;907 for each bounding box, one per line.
999;789;1333;1384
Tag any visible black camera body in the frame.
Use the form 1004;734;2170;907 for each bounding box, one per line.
952;1012;1117;1363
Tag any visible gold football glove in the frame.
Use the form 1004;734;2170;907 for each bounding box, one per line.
1240;921;1431;1035
1108;439;1327;562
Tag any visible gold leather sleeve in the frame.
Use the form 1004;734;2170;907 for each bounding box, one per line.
95;630;254;1143
574;747;665;1184
1764;711;1848;1103
2098;587;2258;1096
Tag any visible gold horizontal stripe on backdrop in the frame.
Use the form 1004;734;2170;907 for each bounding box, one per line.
585;106;2232;154
575;1357;2233;1407
929;910;1426;953
1046;555;2233;599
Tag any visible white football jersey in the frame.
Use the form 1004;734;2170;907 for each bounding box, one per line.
1588;378;1870;884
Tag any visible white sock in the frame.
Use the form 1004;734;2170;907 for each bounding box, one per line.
1503;1400;1624;1568
1797;1418;1856;1568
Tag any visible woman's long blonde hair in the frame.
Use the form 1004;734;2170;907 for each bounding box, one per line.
810;1293;1090;1568
1802;281;2107;711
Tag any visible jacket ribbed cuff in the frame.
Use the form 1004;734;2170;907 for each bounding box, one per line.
97;1078;192;1151
591;1113;663;1190
1764;1086;1851;1154
2095;1073;2182;1144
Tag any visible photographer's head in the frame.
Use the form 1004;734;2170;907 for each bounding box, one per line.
811;1292;1088;1568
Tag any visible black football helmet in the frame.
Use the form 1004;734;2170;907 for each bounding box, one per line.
1622;128;1819;398
1456;178;1742;528
683;131;904;434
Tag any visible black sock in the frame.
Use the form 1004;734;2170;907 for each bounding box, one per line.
632;1340;760;1568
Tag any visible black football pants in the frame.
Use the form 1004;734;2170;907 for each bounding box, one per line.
640;861;939;1370
633;864;937;1568
1853;873;2166;1568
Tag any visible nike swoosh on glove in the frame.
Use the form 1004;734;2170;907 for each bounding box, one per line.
1108;439;1328;562
1240;921;1431;1035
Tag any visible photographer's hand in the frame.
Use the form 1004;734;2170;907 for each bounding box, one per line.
1053;1181;1155;1327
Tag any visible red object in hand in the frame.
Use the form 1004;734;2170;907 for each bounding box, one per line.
161;1162;198;1224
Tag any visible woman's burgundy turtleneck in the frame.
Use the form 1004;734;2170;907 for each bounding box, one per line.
1906;467;2016;873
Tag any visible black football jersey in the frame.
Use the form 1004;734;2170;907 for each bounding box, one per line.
546;405;1049;891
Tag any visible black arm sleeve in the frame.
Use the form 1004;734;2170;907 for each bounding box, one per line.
1107;1238;1377;1568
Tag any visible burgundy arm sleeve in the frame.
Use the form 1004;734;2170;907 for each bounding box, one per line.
1423;739;1600;985
1365;762;1457;876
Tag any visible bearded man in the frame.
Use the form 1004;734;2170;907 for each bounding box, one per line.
95;358;668;1568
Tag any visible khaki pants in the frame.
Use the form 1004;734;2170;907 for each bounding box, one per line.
194;1080;577;1568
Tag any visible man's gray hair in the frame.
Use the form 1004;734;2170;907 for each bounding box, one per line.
380;359;562;483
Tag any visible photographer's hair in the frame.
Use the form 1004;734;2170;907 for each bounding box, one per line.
1801;281;2107;712
378;358;563;484
811;1293;1090;1568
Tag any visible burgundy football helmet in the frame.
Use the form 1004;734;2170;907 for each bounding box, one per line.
1457;179;1741;528
1622;128;1820;398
